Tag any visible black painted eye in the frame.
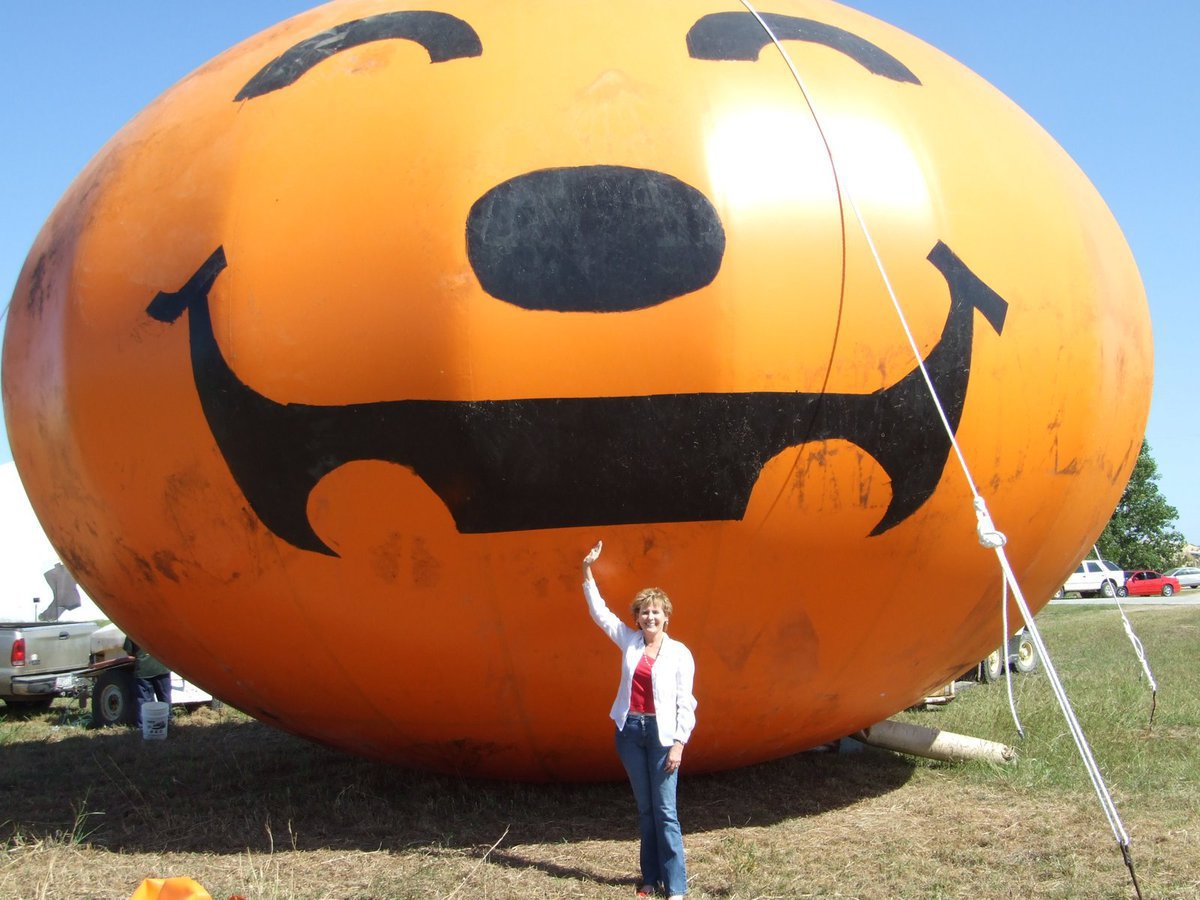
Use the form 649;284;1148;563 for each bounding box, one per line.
687;11;919;84
235;10;482;101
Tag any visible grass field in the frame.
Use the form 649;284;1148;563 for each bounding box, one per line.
2;604;1198;899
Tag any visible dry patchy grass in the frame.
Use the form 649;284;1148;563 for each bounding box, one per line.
3;605;1198;899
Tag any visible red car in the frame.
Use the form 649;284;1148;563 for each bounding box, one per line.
1124;570;1182;597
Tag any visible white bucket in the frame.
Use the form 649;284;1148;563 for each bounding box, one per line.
141;701;170;740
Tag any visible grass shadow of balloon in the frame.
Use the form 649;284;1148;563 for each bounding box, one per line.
0;708;914;856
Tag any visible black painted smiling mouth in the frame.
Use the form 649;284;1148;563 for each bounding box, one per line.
148;240;1005;557
142;7;1007;557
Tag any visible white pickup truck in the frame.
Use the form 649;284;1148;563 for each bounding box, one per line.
1057;559;1127;598
1;620;99;711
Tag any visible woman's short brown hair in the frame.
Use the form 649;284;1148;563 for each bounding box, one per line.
631;587;673;621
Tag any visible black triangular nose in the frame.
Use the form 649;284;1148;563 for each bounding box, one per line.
466;165;725;312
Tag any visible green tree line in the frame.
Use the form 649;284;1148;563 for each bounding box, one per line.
1096;439;1187;572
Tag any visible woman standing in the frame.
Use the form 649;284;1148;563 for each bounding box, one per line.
582;541;696;899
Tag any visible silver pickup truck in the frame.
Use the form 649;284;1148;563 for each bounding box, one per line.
1;620;99;711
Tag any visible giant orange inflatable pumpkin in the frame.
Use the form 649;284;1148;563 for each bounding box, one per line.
2;0;1150;779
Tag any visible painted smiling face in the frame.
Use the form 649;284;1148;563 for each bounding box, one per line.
3;0;1150;779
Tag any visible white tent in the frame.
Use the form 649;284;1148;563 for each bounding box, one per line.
0;461;107;623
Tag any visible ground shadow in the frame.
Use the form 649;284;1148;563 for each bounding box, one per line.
0;708;914;860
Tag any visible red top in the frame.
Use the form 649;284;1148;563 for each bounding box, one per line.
629;652;656;713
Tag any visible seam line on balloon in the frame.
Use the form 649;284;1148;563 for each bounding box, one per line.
736;1;850;532
738;0;1136;870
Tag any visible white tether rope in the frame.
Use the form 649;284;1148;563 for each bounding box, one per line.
1091;545;1159;726
737;3;1140;892
998;578;1025;740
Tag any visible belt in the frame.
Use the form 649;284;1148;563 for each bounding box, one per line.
626;712;656;720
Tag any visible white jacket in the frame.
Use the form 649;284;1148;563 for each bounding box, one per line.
584;578;697;747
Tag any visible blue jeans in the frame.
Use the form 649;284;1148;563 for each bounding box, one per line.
615;714;687;895
135;674;171;725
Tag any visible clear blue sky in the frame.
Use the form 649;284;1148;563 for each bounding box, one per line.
2;3;1197;542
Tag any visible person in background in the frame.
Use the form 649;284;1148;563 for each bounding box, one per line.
123;637;171;724
582;540;696;900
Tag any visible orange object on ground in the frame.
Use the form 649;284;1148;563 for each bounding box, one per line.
129;877;213;900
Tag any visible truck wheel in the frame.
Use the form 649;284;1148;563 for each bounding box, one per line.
1162;584;1175;597
1101;580;1116;598
980;649;1005;683
92;669;137;727
1014;634;1038;673
1052;586;1065;599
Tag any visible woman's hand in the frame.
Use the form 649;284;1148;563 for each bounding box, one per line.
583;540;603;568
665;741;683;774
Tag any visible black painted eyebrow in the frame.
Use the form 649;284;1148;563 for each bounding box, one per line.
687;12;919;84
235;10;482;101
